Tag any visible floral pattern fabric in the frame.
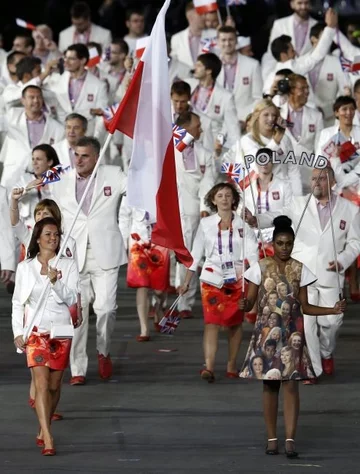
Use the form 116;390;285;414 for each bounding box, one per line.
26;331;71;371
201;279;244;327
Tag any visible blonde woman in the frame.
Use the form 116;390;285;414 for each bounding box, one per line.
280;346;300;380
240;99;302;196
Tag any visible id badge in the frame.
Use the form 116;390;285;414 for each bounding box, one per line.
221;260;237;284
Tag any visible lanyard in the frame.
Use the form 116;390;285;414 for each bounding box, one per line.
217;220;233;256
191;85;214;112
256;179;269;214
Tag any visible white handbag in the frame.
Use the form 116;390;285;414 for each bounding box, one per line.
199;267;224;289
50;319;74;339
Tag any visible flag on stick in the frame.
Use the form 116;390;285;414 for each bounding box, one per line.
16;18;36;30
135;37;149;59
87;47;101;68
172;124;194;152
194;0;218;14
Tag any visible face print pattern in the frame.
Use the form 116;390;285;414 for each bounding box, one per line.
240;257;316;381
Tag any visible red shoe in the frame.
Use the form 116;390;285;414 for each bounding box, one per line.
42;448;56;456
350;292;360;302
179;310;193;319
69;376;86;386
303;378;317;385
148;305;155;318
29;397;35;409
36;437;45;447
245;313;257;324
154;322;161;332
167;285;177;294
51;413;63;421
98;353;113;380
322;357;334;375
136;335;150;342
200;369;215;383
226;371;239;379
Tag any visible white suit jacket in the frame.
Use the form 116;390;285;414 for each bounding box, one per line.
119;194;155;251
51;165;127;272
12;256;79;338
241;132;302;196
0;185;16;271
170;27;209;68
175;141;216;216
49;71;108;134
0;110;64;190
58;23;112;52
169;58;192;84
216;54;263;121
315;124;360;159
53;139;74;169
261;14;318;81
257;193;360;288
185;78;240;150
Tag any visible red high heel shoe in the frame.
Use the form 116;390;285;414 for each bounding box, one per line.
36;437;44;447
42;448;56;456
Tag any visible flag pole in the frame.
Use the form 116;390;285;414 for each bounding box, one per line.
217;8;223;25
225;5;231;17
20;133;113;346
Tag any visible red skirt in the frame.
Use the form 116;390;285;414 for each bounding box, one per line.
26;333;71;371
201;280;244;327
127;242;170;291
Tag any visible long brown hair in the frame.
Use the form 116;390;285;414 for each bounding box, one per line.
249;98;279;146
27;217;62;259
33;199;62;227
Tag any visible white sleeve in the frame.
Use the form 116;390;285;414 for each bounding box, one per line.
12;265;25;338
300;264;318;287
244;262;261;285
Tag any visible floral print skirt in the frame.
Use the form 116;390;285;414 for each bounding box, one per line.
26;332;71;371
201;280;244;327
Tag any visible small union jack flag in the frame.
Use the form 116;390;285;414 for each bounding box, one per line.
172;123;194;152
221;162;245;184
340;55;352;72
41;164;70;186
159;313;181;335
201;38;217;54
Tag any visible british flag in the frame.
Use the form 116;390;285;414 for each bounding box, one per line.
172;123;194;151
159;313;181;335
201;37;217;54
221;162;245;184
41;164;71;186
103;102;120;131
340;55;353;72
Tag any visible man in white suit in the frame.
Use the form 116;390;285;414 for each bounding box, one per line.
0;185;16;289
262;8;338;97
52;137;127;384
174;111;216;318
262;0;318;81
53;113;87;168
280;74;323;193
185;53;240;151
216;26;263;128
0;85;64;190
170;1;206;68
49;44;108;135
58;1;112;52
245;167;360;381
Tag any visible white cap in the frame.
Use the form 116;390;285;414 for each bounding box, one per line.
237;36;251;50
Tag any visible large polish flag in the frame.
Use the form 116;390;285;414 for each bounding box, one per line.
194;0;218;14
106;0;192;266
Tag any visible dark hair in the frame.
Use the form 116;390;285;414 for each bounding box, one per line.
354;78;360;92
197;53;222;80
27;217;62;259
65;113;88;130
310;22;326;39
7;51;26;66
250;355;265;373
176;111;199;127
205;182;240;212
185;1;195;13
217;25;237;36
126;8;145;21
22;85;43;98
271;35;292;62
16;57;41;81
33;199;62;225
70;1;91;19
33;144;60;167
333;95;356;112
272;215;295;241
15;34;35;50
288;73;307;91
171;80;191;97
111;38;129;55
66;43;90;62
256;147;273;164
76;136;101;154
264;339;277;349
275;68;293;77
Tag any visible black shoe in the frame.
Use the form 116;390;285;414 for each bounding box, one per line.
285;439;298;458
265;438;279;455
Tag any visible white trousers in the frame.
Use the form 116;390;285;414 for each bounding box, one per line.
70;247;119;377
175;213;200;312
304;285;343;377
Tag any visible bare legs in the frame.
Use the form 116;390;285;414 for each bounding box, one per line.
136;288;167;336
263;380;299;453
227;325;243;373
203;323;242;374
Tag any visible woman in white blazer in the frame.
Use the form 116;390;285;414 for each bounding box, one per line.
12;217;79;456
119;195;170;341
241;99;303;196
179;182;258;382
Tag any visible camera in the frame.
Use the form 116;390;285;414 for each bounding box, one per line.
277;78;290;95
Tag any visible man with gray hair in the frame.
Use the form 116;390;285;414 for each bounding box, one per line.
53;113;88;168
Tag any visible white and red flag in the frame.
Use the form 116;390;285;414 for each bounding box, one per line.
352;55;360;72
105;0;192;266
87;47;101;68
172;124;194;152
135;37;149;59
16;18;36;30
194;0;218;14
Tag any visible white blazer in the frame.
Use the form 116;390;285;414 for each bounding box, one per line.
189;212;259;275
119;194;155;251
169;58;192;84
0;185;16;271
170;27;209;68
315;124;360;159
52;139;74;169
51;165;127;272
58;23;112;52
185;78;240;150
0;110;64;190
12;256;79;338
257;193;360;287
241;132;303;196
49;71;108;134
261;14;318;81
175;142;216;216
216;53;263;121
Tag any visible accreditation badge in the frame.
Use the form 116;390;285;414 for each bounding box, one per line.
221;260;237;284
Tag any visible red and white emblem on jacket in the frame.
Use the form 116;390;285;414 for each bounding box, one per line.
272;191;280;200
340;220;346;230
309;124;315;133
